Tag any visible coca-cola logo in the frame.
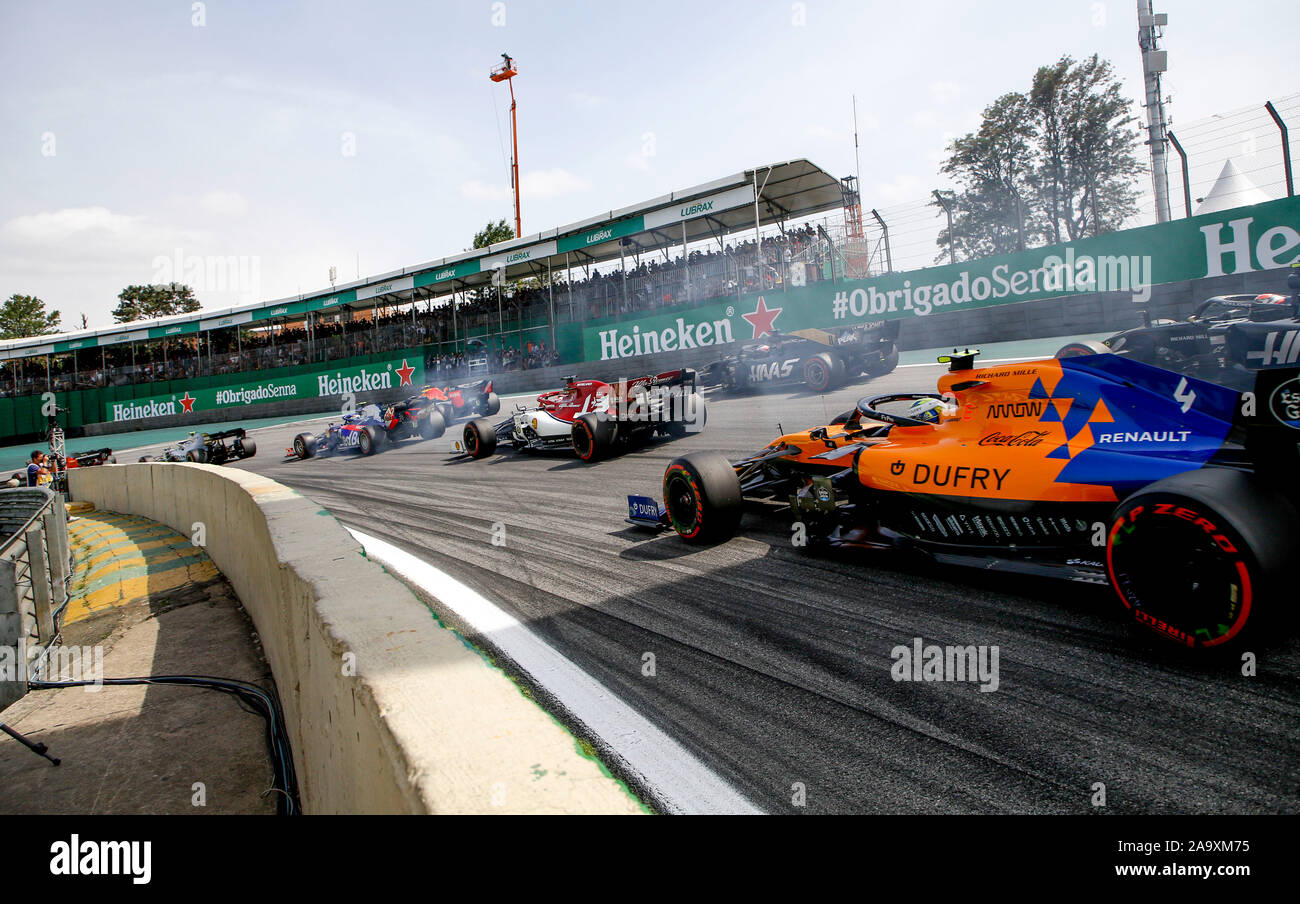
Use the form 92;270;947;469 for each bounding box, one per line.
978;430;1050;447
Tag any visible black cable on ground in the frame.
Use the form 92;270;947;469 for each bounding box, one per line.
29;675;300;815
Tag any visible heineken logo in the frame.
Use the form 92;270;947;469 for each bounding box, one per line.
598;316;734;361
317;368;394;397
111;400;177;422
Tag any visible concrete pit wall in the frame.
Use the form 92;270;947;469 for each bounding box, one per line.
67;463;641;815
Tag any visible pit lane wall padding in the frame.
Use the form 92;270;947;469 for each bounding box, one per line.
67;463;643;815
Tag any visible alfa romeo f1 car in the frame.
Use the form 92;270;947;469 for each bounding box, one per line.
288;397;446;459
703;321;901;393
1057;271;1300;391
632;350;1300;652
457;370;705;463
139;429;256;464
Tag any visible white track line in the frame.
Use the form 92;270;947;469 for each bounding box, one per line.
346;527;764;815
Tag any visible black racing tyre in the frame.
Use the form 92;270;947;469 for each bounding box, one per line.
865;342;900;377
437;403;456;425
573;412;616;462
358;427;381;456
139;456;151;463
1055;339;1111;358
463;418;497;459
419;410;447;440
293;433;316;459
803;352;844;393
662;452;743;545
482;392;501;416
237;438;256;459
185;449;207;463
1106;469;1299;652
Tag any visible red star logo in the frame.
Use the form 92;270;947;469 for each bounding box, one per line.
742;297;782;339
179;392;196;413
396;359;415;387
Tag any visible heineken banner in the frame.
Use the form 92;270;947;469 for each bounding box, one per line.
105;356;423;423
584;195;1300;361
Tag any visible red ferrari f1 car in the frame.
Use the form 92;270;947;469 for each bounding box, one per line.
631;350;1300;652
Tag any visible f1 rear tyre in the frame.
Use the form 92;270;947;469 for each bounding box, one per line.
573;413;616;462
1106;469;1298;651
419;410;446;440
1056;340;1110;358
482;392;501;416
663;452;743;545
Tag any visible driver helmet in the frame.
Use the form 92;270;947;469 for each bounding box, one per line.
906;397;957;424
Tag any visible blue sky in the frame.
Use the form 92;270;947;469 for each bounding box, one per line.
1;0;1294;327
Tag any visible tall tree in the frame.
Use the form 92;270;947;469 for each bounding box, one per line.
472;218;515;250
0;294;61;339
938;92;1041;259
1030;54;1142;241
112;282;200;323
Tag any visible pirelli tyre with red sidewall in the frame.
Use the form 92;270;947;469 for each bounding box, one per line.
463;418;498;459
1106;468;1299;651
662;452;743;544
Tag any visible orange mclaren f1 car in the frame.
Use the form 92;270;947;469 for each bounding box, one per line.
629;350;1300;652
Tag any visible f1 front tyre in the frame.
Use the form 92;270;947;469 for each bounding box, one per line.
663;452;743;545
293;433;316;459
463;418;497;459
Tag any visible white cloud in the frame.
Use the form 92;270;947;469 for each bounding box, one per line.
2;207;141;241
198;190;250;217
460;168;592;202
931;81;963;104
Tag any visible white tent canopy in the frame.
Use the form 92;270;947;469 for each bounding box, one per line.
1195;158;1274;215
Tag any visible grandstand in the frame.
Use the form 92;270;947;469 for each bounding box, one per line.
0;160;863;399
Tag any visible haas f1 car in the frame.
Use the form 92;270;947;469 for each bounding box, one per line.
139;429;256;464
289;396;447;459
1058;270;1300;391
704;321;900;393
457;371;705;463
633;350;1300;652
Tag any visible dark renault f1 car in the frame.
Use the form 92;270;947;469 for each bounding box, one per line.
632;350;1300;652
139;428;256;464
288;397;447;459
457;370;705;463
1057;271;1300;391
704;321;901;394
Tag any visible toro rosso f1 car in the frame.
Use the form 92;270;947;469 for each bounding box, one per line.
457;370;705;463
139;429;256;464
1057;268;1300;391
704;321;901;394
633;350;1300;652
288;396;447;459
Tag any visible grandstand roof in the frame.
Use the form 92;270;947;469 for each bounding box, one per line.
0;159;843;361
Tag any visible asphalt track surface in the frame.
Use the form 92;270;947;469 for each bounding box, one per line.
123;365;1300;815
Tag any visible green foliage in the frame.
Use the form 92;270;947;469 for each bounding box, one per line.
0;294;61;339
937;54;1143;261
112;283;201;323
472;218;515;250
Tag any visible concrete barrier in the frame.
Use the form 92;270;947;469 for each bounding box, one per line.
68;463;643;815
